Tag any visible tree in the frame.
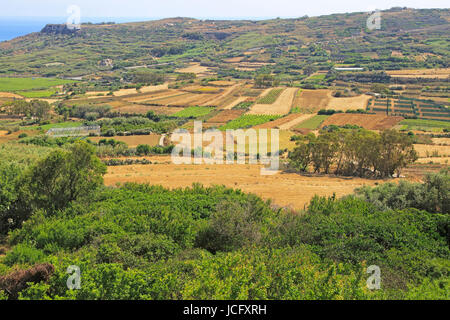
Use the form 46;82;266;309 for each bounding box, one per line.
303;65;316;76
375;130;418;178
136;144;151;156
288;129;417;178
20;141;107;214
0;163;22;234
255;74;279;88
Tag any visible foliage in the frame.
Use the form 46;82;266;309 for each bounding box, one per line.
18;141;106;215
356;170;449;214
288;129;418;177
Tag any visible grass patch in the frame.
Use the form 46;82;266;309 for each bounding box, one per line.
0;77;74;92
172;106;214;118
296;115;330;129
16;89;57;98
21;121;85;131
220;115;281;130
399;119;450;132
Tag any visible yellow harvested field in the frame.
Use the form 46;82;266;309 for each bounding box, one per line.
416;157;449;164
140;83;169;93
248;88;298;115
224;57;245;63
432;138;450;145
413;144;450;157
293;89;330;113
387;68;450;79
0;92;23;99
0;130;8;136
328;94;372;111
175;63;211;75
89;134;161;148
113;84;169;97
104;160;381;210
122;89;180;103
198;84;240;107
293;89;370;113
114;104;184;115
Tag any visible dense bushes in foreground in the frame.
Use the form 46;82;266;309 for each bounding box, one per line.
0;144;448;300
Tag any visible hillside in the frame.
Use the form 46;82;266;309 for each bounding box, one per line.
0;8;448;77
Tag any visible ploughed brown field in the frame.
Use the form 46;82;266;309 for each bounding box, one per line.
104;156;382;210
293;89;371;113
320;113;404;130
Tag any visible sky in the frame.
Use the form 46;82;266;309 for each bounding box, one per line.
0;0;449;20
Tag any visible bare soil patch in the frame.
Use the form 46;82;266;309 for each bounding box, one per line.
206;110;246;123
320;114;404;130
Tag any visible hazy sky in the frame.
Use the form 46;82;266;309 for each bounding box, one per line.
1;0;448;19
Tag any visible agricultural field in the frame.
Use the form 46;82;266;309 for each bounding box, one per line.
386;68;450;79
249;88;297;115
253;114;313;129
172;106;214;118
0;77;74;92
295;115;330;130
368;97;450;121
104;158;380;210
205;109;246;124
89;134;161;148
399;119;450;132
320;114;404;130
256;88;284;104
220;114;282;130
293;89;371;113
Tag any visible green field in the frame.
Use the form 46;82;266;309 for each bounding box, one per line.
399;119;450;131
0;77;74;92
21;121;85;131
16;89;57;98
220;114;281;130
296;115;330;129
172;106;214;118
